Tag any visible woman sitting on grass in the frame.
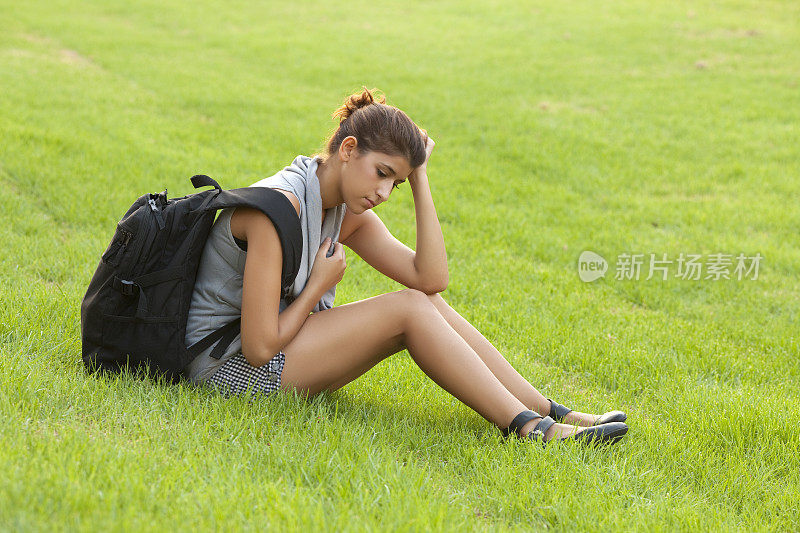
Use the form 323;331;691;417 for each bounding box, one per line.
184;87;629;446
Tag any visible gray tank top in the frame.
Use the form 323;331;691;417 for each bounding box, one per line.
184;179;345;383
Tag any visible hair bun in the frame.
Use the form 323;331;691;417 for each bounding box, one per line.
332;86;387;123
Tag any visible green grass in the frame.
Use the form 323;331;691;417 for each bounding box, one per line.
2;0;799;530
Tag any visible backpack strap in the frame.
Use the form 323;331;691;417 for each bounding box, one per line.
208;318;242;360
191;174;222;190
112;266;187;318
201;186;303;295
186;317;241;360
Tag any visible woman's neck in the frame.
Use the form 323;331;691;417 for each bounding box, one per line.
315;158;344;210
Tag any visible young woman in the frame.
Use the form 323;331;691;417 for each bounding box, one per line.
184;87;629;446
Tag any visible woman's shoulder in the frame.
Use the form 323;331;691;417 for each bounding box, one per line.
273;189;301;218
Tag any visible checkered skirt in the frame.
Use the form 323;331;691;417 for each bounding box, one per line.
206;351;286;397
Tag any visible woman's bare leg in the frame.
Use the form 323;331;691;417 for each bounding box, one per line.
278;289;579;439
424;293;600;426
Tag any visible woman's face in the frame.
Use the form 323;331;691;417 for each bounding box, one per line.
340;139;413;213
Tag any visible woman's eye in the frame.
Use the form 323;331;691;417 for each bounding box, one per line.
377;169;386;177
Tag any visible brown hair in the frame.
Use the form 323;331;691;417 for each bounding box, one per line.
313;87;427;168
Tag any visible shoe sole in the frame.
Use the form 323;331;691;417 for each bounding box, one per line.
605;425;628;445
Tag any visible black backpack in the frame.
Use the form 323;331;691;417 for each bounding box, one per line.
80;174;303;382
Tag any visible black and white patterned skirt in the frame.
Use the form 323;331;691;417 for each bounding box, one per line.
206;351;286;397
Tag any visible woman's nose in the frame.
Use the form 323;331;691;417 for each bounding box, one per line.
377;182;393;201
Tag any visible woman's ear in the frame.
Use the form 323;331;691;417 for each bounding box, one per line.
340;136;358;162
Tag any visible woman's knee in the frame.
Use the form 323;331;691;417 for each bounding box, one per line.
396;288;437;307
394;289;439;328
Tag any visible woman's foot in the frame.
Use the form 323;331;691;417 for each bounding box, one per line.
544;399;627;427
519;418;584;439
562;410;603;427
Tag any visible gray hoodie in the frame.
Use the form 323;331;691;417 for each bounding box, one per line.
251;154;347;312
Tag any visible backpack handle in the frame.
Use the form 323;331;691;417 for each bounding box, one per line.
191;174;222;190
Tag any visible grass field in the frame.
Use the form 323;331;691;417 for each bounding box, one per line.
2;0;799;530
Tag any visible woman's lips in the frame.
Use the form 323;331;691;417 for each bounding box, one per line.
365;198;375;208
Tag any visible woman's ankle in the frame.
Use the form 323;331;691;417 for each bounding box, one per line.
518;417;542;437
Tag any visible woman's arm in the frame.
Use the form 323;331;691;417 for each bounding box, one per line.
409;169;449;292
409;134;448;291
234;207;326;366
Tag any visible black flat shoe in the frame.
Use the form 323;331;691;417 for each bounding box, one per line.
572;421;628;446
501;409;628;447
548;398;627;426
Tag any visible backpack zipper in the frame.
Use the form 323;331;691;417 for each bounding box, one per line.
148;197;166;230
121;211;155;280
116;229;132;262
102;228;133;266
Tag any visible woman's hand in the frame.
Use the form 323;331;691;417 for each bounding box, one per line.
307;237;346;294
410;129;435;182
